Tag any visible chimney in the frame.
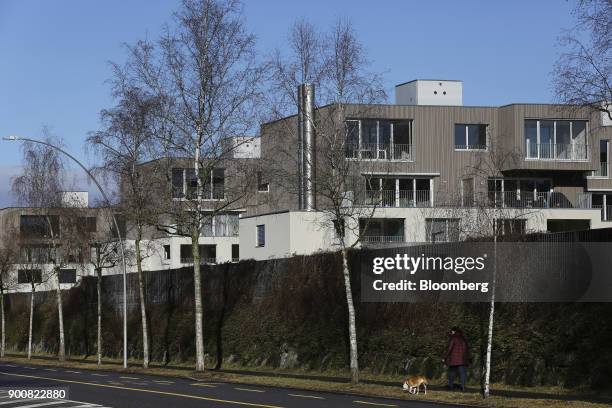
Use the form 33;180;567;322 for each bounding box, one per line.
297;84;316;210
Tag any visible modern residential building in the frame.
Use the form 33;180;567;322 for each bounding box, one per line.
3;79;612;289
241;80;612;260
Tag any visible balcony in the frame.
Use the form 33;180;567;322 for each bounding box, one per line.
180;257;217;265
590;162;609;178
576;193;612;221
481;191;577;209
360;218;405;245
345;143;413;161
355;190;432;208
525;142;590;161
362;235;405;243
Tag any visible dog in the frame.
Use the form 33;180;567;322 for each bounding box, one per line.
402;375;428;395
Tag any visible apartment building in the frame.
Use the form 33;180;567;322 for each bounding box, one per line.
241;80;612;260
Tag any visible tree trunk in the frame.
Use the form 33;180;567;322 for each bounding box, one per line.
55;270;65;361
28;284;34;360
96;267;102;366
483;236;497;398
135;238;150;369
1;286;5;358
192;233;205;372
341;247;359;383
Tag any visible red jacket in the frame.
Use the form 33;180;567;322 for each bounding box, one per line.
445;333;468;366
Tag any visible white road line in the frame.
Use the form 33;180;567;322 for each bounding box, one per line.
190;383;216;388
288;394;324;400
15;401;67;408
353;401;397;407
234;388;264;393
0;399;36;405
65;371;81;374
90;374;108;377
119;376;139;380
152;380;174;384
23;367;36;370
3;365;16;367
43;369;57;372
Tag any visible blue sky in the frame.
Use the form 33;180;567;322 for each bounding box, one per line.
0;0;575;206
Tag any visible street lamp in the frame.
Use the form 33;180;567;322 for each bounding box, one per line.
3;135;129;369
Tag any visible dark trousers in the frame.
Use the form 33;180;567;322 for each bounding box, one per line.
448;365;466;390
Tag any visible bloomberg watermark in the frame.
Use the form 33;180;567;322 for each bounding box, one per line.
360;242;612;302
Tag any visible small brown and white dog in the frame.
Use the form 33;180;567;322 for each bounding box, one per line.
402;375;428;395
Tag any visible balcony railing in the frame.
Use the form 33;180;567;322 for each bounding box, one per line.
591;162;609;177
345;143;413;161
455;144;487;151
356;190;432;208
482;191;578;209
362;235;405;243
525;142;590;161
180;257;217;264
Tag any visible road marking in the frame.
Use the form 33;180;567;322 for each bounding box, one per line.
44;368;57;372
0;372;284;408
153;381;173;385
288;394;324;400
66;370;81;374
90;373;108;377
3;364;15;367
353;401;397;407
24;367;36;370
119;376;139;380
190;383;217;388
234;388;264;393
16;401;67;408
0;399;36;405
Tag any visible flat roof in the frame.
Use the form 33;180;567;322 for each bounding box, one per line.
395;79;463;87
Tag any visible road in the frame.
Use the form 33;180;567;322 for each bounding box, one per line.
0;362;461;408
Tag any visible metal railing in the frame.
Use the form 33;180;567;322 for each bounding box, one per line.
525;142;589;161
455;144;487;151
592;162;609;177
356;190;432;207
483;191;575;209
362;235;405;243
345;143;413;161
180;257;217;264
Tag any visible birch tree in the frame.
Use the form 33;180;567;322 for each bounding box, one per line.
268;18;386;383
115;0;264;371
554;0;612;119
12;136;69;361
0;237;18;358
88;86;162;368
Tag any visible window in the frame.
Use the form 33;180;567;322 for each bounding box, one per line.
257;171;269;192
179;244;216;264
426;219;460;242
111;215;127;239
592;140;609;177
361;176;432;208
232;244;239;262
171;167;225;199
359;218;404;243
524;120;589;160
214;213;239;237
20;215;59;238
59;269;77;284
78;217;97;233
18;269;42;284
344;119;413;161
256;224;265;247
454;124;487;150
163;245;171;260
496;219;526;236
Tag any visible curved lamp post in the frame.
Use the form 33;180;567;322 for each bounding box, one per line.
3;135;129;369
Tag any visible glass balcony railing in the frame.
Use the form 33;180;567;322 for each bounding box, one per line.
345;143;413;161
355;190;432;208
525;142;589;161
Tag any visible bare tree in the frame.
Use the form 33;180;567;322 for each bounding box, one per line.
82;216;122;366
268;18;386;383
88;86;163;368
0;236;18;358
422;142;540;397
12;135;69;361
115;0;264;371
554;0;612;119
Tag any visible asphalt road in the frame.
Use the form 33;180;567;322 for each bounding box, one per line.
0;362;462;408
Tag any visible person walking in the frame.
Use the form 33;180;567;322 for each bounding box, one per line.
444;326;468;391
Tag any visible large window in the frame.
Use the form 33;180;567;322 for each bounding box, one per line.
487;178;554;208
232;244;240;262
20;215;59;238
59;269;77;284
171;167;225;199
345;119;413;161
361;176;432;208
359;218;404;243
179;244;216;264
524;119;589;160
496;219;526;236
454;124;487;150
18;269;42;284
592;140;609;178
426;219;460;242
